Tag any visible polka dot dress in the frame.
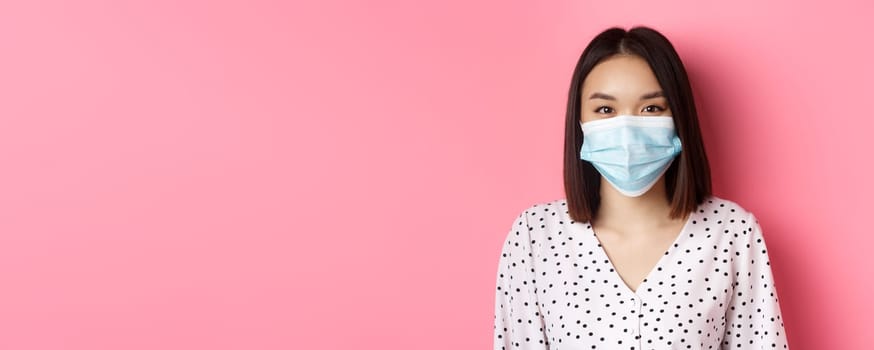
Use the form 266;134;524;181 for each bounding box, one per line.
493;196;789;349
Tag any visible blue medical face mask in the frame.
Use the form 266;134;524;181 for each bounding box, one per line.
578;115;682;197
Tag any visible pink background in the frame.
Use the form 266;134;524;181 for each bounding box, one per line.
0;0;871;349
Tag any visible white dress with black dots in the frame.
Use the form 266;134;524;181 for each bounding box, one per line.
493;196;789;350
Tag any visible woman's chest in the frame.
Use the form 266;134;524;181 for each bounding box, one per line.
531;228;738;348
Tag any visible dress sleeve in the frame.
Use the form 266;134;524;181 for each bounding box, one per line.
722;213;790;349
493;210;550;350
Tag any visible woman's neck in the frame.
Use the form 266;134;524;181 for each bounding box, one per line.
594;176;675;230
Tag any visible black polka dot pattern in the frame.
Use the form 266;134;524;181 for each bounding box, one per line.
493;196;789;349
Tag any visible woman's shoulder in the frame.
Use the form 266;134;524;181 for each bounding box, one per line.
696;195;757;221
694;195;766;246
514;197;571;220
506;198;577;237
521;197;569;211
499;198;582;262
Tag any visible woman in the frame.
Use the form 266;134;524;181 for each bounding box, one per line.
493;26;789;349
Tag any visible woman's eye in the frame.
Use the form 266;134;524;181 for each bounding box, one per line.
595;106;613;114
643;105;665;113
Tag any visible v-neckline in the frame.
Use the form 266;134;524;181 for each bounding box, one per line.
583;210;696;297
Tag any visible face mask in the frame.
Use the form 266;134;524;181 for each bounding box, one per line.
578;115;682;197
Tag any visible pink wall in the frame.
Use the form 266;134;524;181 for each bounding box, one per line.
0;0;871;348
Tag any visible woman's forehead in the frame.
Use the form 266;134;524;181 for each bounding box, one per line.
581;55;663;100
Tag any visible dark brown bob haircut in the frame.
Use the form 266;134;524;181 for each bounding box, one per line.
563;26;712;223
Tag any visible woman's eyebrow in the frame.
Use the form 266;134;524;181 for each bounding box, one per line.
588;91;664;100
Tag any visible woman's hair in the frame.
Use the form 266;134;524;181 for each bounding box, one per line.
563;25;712;223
